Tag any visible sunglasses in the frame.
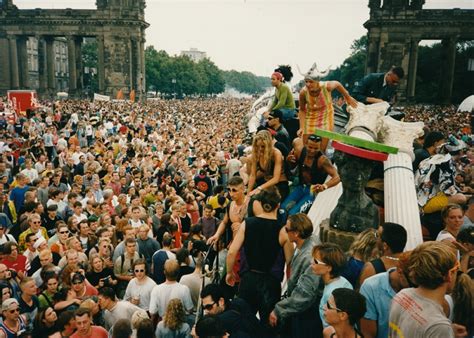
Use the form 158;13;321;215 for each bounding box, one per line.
202;302;216;311
134;269;145;273
8;308;20;314
308;135;322;142
228;188;240;193
313;258;327;266
72;281;83;285
59;230;69;234
326;301;343;312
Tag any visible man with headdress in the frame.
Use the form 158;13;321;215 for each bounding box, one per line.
297;63;357;151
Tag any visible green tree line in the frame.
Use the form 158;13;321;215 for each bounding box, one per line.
145;46;269;96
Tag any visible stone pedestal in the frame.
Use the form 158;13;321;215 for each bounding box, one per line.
380;117;424;250
319;219;358;252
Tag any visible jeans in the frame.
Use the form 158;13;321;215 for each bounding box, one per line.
281;185;315;215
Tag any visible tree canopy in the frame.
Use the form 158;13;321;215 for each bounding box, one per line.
144;46;269;97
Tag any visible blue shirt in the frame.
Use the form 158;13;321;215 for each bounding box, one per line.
359;268;397;338
320;276;353;327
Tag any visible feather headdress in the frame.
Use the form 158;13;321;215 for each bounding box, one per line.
297;63;331;81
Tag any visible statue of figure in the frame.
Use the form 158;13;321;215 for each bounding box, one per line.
368;0;381;10
96;0;108;9
329;151;379;233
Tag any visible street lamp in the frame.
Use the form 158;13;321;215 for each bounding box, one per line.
84;66;96;99
172;78;176;99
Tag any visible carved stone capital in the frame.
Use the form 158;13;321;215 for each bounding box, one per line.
380;116;424;157
346;102;389;140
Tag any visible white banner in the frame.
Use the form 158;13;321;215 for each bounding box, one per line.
93;93;111;102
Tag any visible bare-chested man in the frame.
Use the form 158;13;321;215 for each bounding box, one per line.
207;176;247;283
208;176;247;244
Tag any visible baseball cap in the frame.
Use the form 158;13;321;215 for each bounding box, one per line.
71;272;85;284
1;298;19;312
268;110;283;121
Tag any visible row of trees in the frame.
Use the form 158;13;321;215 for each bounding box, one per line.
145;47;269;96
324;35;474;104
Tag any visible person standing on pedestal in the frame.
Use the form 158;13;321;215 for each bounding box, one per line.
352;66;405;105
297;63;357;152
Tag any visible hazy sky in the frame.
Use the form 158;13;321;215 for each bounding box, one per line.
15;0;473;78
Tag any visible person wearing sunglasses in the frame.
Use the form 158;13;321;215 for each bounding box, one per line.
352;66;404;106
322;288;366;338
0;298;28;338
389;241;467;338
311;243;353;329
18;213;48;253
269;213;323;337
124;258;156;311
359;251;413;338
282;133;339;216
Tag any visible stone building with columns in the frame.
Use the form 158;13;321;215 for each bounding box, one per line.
364;0;474;103
0;0;148;98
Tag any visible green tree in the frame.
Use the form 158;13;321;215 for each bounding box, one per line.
324;35;367;94
81;39;99;96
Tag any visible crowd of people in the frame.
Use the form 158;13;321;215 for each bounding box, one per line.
0;67;472;338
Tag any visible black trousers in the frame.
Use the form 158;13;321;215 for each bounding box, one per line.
238;271;281;333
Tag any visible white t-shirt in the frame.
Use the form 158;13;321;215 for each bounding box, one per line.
123;276;156;311
149;282;193;318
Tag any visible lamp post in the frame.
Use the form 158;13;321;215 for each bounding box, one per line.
84;66;96;99
171;78;176;99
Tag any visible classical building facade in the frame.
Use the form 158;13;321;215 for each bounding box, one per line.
180;48;207;62
0;0;148;98
364;0;474;103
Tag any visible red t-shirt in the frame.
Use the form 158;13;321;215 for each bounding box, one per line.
70;325;108;338
1;255;27;274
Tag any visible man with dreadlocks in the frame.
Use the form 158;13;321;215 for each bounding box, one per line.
297;63;357;151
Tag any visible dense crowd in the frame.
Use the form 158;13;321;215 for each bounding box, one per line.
0;95;472;338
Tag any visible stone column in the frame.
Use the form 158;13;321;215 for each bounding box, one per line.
407;38;419;100
97;36;105;93
75;37;83;91
439;38;457;104
8;36;20;89
380;117;424;250
346;101;390;140
17;36;30;88
366;34;380;74
38;37;47;94
139;38;146;102
130;38;137;90
67;36;77;94
45;37;56;92
0;35;12;92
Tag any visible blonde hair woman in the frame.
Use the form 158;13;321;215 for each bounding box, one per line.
247;130;289;201
342;228;380;288
155;298;191;337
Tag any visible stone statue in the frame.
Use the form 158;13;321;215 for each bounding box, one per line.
329;151;379;233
